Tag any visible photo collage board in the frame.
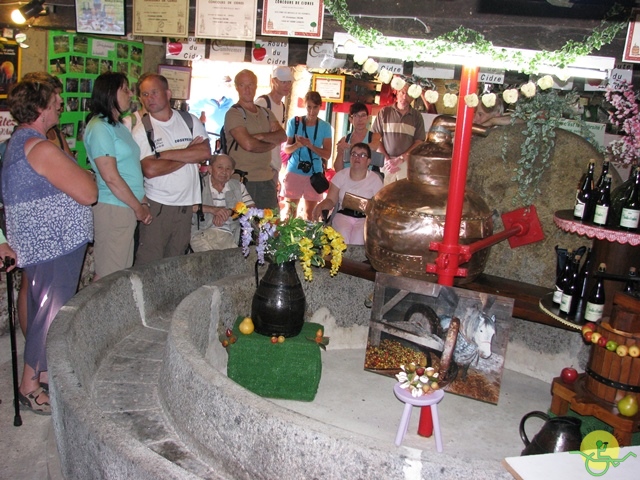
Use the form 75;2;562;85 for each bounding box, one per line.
47;30;144;168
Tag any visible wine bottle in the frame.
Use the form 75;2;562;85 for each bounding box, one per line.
584;263;606;322
595;159;610;191
560;254;581;316
553;248;574;305
593;174;612;227
577;247;593;301
574;159;596;221
620;168;640;231
623;266;637;295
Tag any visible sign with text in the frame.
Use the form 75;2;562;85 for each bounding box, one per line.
478;67;505;85
132;0;189;37
195;0;257;41
378;57;403;75
166;37;206;61
558;119;606;149
262;0;323;39
624;8;640;63
306;41;345;69
584;63;633;92
0;112;16;142
250;37;289;65
209;40;247;62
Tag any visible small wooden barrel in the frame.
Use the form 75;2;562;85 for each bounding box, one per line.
610;292;640;334
585;321;640;404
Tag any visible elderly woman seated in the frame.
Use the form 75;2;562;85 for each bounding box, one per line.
312;143;383;245
191;154;254;251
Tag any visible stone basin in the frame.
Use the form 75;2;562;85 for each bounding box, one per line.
48;248;585;479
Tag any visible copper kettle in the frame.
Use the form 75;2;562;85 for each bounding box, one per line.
519;411;582;456
343;115;494;284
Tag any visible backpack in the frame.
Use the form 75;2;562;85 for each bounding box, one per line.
217;104;270;155
141;110;194;156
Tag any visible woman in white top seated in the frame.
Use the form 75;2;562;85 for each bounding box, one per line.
312;143;383;245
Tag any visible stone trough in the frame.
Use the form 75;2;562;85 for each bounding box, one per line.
48;248;586;479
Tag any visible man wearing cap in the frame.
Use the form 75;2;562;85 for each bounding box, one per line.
255;66;293;189
224;69;286;208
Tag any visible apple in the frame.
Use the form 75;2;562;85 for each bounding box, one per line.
271;336;278;344
629;345;640;358
591;332;602;344
616;345;629;357
252;44;267;61
167;42;182;56
597;336;608;348
582;322;597;334
416;367;425;376
277;335;285;343
618;394;639;417
606;340;619;352
583;331;593;343
561;367;579;385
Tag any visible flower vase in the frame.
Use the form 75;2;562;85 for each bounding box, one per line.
251;261;306;338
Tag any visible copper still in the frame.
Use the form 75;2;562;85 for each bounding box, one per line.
345;116;494;284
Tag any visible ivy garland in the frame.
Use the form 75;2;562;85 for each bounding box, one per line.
326;0;626;205
325;0;628;74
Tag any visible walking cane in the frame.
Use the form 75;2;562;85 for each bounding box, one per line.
3;256;22;426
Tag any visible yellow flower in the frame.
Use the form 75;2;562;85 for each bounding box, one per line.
235;202;248;215
263;209;274;220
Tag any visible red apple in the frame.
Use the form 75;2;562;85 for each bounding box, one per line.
271;336;278;344
252;44;267;61
167;42;182;55
561;367;578;385
583;331;593;343
582;323;596;335
597;336;608;348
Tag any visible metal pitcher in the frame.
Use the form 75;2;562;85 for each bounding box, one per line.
519;411;582;456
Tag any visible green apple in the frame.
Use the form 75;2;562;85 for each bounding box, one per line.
618;394;639;417
606;340;619;352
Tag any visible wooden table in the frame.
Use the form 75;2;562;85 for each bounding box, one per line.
550;374;640;447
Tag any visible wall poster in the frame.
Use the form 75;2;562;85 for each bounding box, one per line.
0;42;21;100
47;30;144;168
75;0;126;36
262;0;324;39
133;0;189;37
195;0;257;41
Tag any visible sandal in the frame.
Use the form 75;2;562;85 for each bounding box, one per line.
18;387;51;415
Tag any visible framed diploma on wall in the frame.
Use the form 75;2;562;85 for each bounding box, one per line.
312;74;345;103
158;64;192;100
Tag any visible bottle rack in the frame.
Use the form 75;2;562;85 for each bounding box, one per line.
542;210;640;328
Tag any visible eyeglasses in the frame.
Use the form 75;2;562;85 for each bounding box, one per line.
350;113;368;119
350;152;369;159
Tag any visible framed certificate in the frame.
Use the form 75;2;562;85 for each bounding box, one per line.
312;74;345;103
158;64;192;100
75;0;126;36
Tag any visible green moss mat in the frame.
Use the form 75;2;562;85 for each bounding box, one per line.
549;409;640;445
227;319;323;401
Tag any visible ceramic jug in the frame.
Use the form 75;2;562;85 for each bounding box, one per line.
519;411;582;456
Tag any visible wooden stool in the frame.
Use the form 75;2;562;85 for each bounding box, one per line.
393;383;445;450
550;374;640;446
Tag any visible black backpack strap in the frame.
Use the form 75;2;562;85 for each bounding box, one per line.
141;113;159;157
177;109;194;136
259;94;271;111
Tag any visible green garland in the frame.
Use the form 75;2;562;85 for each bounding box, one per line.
325;0;628;74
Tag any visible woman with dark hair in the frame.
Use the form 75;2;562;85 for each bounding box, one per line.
334;102;381;172
2;79;97;414
281;91;333;220
85;72;152;280
312;142;383;245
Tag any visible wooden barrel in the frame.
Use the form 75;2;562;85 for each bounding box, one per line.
585;321;640;404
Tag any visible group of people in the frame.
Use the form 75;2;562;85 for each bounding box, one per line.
0;64;432;416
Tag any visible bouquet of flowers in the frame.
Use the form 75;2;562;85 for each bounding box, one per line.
235;202;347;281
605;80;640;166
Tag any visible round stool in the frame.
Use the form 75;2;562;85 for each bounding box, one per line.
393;383;445;450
